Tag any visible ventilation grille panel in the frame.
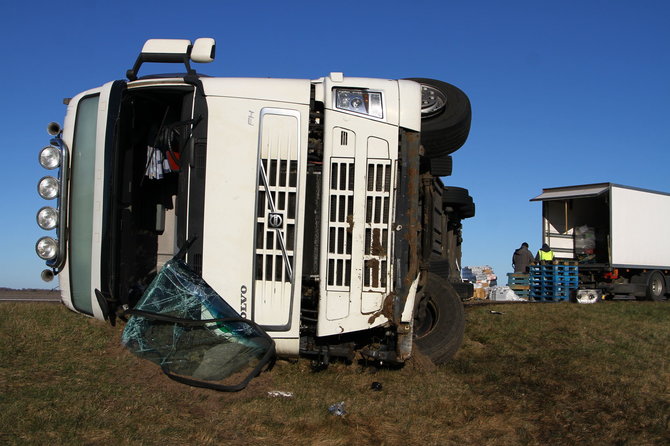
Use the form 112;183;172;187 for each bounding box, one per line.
326;158;354;290
255;158;298;283
364;160;392;291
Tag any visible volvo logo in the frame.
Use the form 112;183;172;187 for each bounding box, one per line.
240;285;248;318
268;212;283;229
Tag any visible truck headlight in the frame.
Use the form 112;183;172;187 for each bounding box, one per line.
334;88;383;119
39;145;62;169
38;176;60;200
37;206;58;230
36;237;59;260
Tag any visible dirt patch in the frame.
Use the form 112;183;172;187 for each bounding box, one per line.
404;346;438;373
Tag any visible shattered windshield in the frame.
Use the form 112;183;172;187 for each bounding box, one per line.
121;258;274;391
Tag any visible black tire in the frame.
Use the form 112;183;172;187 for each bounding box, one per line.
428;259;451;279
429;155;453;177
646;271;666;301
442;186;475;219
413;274;465;364
450;280;474;300
459;202;476;219
442;186;471;206
407;78;472;158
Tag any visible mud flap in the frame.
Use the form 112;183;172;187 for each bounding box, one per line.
121;257;275;392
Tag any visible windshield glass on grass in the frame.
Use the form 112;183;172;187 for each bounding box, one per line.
121;258;275;391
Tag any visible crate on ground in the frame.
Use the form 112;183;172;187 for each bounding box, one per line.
529;262;579;302
462;266;497;300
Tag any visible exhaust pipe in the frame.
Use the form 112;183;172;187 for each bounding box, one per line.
47;122;62;136
41;269;55;282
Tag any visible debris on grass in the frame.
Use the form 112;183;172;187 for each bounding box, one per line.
328;401;347;416
267;390;294;398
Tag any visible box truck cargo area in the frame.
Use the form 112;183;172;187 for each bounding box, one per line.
531;183;670;301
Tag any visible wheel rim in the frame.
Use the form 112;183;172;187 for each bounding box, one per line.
414;295;438;339
419;85;447;118
650;276;663;297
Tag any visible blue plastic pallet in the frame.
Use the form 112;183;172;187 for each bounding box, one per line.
529;263;579;301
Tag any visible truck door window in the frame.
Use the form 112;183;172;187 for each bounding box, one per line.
69;94;100;315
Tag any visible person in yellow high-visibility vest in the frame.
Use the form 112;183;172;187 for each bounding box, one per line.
535;243;555;262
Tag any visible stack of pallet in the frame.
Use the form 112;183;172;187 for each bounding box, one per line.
462;266;497;299
506;273;530;299
529;262;579;301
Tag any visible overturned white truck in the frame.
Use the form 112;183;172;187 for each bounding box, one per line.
35;38;475;367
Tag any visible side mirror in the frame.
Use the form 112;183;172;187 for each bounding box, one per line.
191;38;216;63
126;38;216;81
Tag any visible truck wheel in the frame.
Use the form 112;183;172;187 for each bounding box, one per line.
646;271;666;301
442;186;471;206
429;155;453;177
413;274;465;364
407;78;471;158
442;187;475;219
459;202;476;219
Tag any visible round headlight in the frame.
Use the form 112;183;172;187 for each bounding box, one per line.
36;237;58;260
38;176;60;200
39;146;62;169
37;206;59;230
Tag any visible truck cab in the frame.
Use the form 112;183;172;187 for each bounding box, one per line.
35;38;475;365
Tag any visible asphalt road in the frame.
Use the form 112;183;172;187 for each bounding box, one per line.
0;289;60;302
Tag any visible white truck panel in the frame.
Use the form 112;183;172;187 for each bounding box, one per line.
201;95;309;344
202;96;261;315
610;186;670;268
202;78;311;105
316;109;397;336
397;79;422;131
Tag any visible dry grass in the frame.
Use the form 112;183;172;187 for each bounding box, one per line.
1;301;668;445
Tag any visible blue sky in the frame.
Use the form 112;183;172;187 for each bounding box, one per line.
2;0;669;289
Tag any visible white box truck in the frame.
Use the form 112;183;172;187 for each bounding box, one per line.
531;183;670;302
34;38;476;366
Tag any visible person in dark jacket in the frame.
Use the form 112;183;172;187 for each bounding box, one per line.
535;243;555;262
512;242;535;273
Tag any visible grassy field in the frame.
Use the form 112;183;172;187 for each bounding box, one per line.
1;301;668;445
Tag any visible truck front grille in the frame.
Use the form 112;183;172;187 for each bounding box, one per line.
326;159;354;289
255;158;298;283
325;158;394;292
364;160;392;290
